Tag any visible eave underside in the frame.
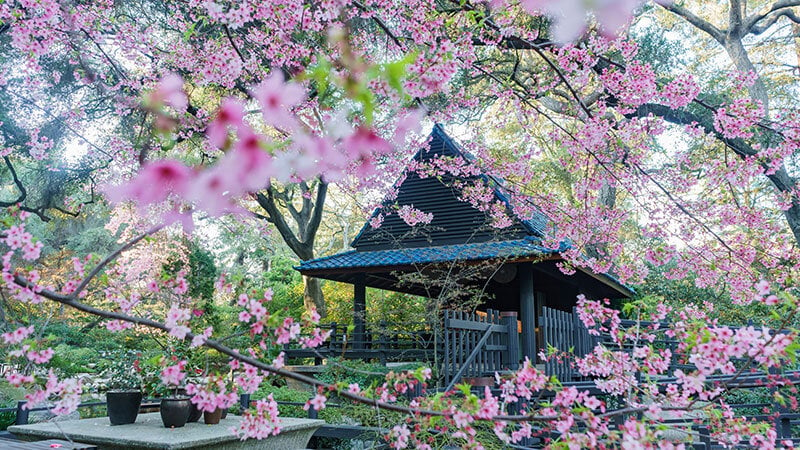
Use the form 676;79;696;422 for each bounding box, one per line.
299;258;631;301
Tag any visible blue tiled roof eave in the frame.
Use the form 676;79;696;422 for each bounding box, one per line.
296;237;562;272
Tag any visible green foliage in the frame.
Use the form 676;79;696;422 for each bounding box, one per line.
98;350;143;391
326;285;428;327
0;410;14;432
49;344;100;376
317;359;391;389
259;255;305;319
253;384;342;423
0;381;23;431
629;18;687;73
138;352;178;397
633;262;772;325
317;359;425;390
187;242;221;331
336;401;404;428
187;243;217;301
723;387;773;418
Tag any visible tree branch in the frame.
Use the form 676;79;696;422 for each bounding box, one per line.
255;189;311;259
729;0;745;35
14;273;562;422
303;180;328;244
744;0;800;33
0;157;27;208
748;7;800;34
660;2;726;44
72;224;166;297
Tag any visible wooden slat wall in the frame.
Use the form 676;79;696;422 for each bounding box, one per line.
442;309;510;388
540;306;577;381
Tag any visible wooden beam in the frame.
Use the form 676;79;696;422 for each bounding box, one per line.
573;266;633;298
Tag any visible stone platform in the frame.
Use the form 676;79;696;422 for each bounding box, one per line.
8;413;324;450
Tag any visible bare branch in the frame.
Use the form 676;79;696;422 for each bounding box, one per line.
72;224;166;297
745;0;800;33
255;189;310;259
0;157;27;208
660;2;726;44
302;180;328;244
748;7;800;34
729;0;745;35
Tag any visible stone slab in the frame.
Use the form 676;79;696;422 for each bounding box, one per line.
9;413;324;450
0;437;97;449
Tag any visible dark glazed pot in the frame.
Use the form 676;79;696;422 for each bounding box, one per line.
160;398;191;428
187;402;202;423
203;407;223;425
107;390;143;425
220;408;228;419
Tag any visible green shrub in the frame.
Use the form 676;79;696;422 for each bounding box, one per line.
253;384;342;423
49;344;100;376
0;381;23;431
316;358;425;390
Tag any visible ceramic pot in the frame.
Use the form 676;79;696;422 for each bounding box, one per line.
220;408;228;419
160;398;191;428
187;402;202;423
107;390;142;425
203;407;223;425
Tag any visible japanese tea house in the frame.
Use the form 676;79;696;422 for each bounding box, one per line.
295;125;632;377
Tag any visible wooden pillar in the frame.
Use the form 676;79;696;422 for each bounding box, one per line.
501;311;520;370
353;275;366;350
519;263;536;362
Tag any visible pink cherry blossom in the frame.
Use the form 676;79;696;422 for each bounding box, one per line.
304;393;327;411
2;325;34;344
397;204;434;226
106;160;193;207
206;98;245;148
161;360;187;386
190;327;213;348
252;71;305;130
148;73;187;112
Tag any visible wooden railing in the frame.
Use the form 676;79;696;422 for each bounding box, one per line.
282;321;436;364
442;309;519;390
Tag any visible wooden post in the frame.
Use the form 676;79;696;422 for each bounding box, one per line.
329;322;338;351
769;367;791;439
307;397;318;420
15;400;29;425
239;394;250;411
519;263;536;362
354;275;366;350
501;311;520;370
697;425;712;450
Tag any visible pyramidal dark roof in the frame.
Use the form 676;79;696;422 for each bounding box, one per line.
348;124;550;251
296;126;633;298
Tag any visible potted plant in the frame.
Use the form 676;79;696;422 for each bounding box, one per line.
101;351;144;426
185;373;238;425
155;359;192;428
160;395;192;428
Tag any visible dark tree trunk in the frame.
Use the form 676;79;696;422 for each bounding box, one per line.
255;179;329;317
